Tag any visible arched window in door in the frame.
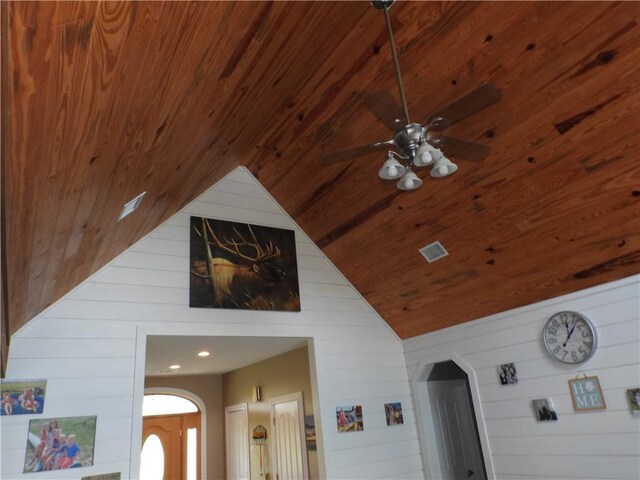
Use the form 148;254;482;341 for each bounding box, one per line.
141;394;201;480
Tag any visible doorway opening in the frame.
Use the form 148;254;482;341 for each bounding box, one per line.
141;393;202;480
413;357;494;480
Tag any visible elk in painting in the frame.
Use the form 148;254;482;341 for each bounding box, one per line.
189;217;300;311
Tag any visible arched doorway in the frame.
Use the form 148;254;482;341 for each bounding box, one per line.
141;393;202;480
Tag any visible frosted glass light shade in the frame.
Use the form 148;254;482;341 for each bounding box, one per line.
396;171;423;190
430;157;458;178
414;142;445;167
379;156;406;180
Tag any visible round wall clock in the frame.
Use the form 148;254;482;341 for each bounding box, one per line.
542;311;597;364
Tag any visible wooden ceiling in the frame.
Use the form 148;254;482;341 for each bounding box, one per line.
2;1;639;342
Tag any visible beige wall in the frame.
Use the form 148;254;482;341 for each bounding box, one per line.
145;374;225;480
223;345;319;480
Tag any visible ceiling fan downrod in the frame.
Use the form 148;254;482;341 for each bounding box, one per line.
372;0;410;125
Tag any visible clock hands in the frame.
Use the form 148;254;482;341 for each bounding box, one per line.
563;319;578;347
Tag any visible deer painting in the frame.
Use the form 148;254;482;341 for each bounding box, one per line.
189;217;300;311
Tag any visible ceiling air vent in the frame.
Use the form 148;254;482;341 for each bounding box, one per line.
419;241;449;263
117;191;147;222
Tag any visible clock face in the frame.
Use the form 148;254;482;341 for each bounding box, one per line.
543;311;597;364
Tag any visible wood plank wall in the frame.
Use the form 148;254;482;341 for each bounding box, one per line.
404;275;640;480
0;168;421;480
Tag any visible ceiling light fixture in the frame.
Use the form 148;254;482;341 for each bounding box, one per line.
117;191;147;222
169;364;181;370
197;351;210;357
320;2;501;186
372;0;457;190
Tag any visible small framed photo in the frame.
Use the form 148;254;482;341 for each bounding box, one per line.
1;379;47;416
24;416;97;473
336;405;363;433
304;415;316;451
384;402;404;426
532;398;558;421
625;388;640;413
498;363;518;385
568;376;606;411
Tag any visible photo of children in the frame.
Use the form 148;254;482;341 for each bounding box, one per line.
0;380;46;416
532;398;558;421
498;363;518;385
626;388;640;412
336;405;364;433
23;416;97;473
384;402;404;426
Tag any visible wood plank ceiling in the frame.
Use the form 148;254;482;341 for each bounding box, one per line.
2;1;639;341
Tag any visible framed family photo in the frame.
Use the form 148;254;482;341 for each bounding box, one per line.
625;388;640;413
1;379;46;416
24;416;97;473
498;363;518;385
532;398;558;421
336;405;363;433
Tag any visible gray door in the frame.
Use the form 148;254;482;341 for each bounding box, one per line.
427;379;486;480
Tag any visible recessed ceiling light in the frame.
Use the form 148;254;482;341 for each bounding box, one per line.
197;351;210;357
169;365;181;370
117;191;147;222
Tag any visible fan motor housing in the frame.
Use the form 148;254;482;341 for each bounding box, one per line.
393;123;426;158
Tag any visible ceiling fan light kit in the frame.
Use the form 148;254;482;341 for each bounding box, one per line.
320;1;501;191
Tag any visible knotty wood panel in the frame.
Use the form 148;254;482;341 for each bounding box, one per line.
2;1;639;340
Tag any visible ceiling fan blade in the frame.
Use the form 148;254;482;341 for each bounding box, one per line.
427;84;502;131
363;90;406;130
320;139;395;164
430;135;491;163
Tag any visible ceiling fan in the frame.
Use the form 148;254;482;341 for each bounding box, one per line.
320;0;502;190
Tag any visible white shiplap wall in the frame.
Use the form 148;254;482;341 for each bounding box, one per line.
0;167;422;480
404;275;640;480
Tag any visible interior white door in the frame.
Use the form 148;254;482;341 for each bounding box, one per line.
269;392;309;480
225;403;250;480
427;379;486;480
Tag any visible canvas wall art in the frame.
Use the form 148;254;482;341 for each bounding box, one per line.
626;388;640;413
384;402;404;426
336;405;363;433
1;379;46;415
532;398;558;421
498;363;518;385
190;217;300;311
24;416;97;473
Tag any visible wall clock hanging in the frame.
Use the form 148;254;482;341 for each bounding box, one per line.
542;311;597;364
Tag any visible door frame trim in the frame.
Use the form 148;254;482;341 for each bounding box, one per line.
410;352;495;480
269;391;310;480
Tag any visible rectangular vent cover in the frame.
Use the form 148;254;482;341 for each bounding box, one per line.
419;241;449;263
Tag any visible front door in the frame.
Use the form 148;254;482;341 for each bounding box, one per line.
142;412;201;480
427;379;486;480
269;392;309;480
